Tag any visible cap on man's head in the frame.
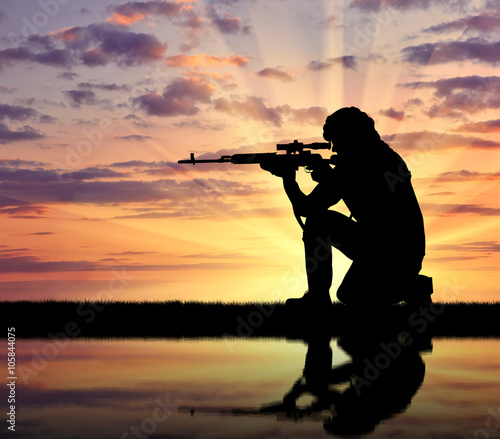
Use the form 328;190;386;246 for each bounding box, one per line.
324;107;380;143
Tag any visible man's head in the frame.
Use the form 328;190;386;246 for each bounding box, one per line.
323;107;380;154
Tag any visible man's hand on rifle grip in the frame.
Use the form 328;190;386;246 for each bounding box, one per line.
310;161;334;183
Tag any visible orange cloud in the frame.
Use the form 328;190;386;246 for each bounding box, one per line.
53;27;83;42
106;0;197;25
165;54;249;68
210;72;237;89
107;12;146;26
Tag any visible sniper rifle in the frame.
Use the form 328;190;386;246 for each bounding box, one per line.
178;140;337;171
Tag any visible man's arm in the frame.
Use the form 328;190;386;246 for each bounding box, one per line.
282;165;341;217
283;176;308;214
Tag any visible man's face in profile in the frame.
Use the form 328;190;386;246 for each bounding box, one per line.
323;118;335;146
323;119;344;154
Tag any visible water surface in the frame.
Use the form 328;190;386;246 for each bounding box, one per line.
5;337;500;438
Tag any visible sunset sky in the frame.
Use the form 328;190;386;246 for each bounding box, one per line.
0;0;499;303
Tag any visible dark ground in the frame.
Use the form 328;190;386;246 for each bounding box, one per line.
1;300;499;339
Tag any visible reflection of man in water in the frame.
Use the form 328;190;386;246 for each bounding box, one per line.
264;334;427;436
262;107;430;309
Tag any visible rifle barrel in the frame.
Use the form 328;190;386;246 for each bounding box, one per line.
178;154;233;165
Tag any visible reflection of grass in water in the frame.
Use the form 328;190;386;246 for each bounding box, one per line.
2;300;500;338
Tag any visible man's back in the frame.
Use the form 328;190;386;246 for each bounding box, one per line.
334;142;425;265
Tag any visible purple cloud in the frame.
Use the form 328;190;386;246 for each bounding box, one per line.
0;104;39;121
350;0;467;11
114;135;152;142
77;82;131;92
0;159;45;168
109;160;167;168
400;75;500;117
421;202;500;217
0;158;278;221
209;8;243;34
426;241;500;264
307;56;358;71
108;160;195;175
63;88;114;109
134;77;214;116
57;71;79;80
32;48;73;67
402;38;500;65
0;163;260;206
0;47;32;69
107;251;157;256
423;10;500;35
257;68;294;82
84;25;166;66
0;166;126;184
108;0;195;23
64;89;99;108
382;131;500;152
432;170;500;182
452;119;500;133
428;241;500;252
0;85;16;94
0;254;249;272
0;196;48;218
0;104;56;125
60;167;128;181
0;123;45;144
106;1;203;50
0;23;167;71
0;179;172;204
379;108;405;121
0;167;62;184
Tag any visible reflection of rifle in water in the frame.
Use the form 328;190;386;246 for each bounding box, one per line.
177;401;324;422
178;140;337;171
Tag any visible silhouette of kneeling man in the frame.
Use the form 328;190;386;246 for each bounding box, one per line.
261;107;432;309
263;334;427;435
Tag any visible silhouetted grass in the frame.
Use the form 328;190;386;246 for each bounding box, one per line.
1;300;499;339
